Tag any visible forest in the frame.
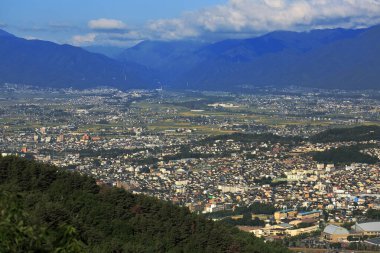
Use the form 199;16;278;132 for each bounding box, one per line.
0;155;289;253
199;133;302;145
309;125;380;143
312;145;379;164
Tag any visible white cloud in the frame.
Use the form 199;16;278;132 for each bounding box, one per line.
70;0;380;46
71;33;96;45
147;0;380;40
147;18;200;40
71;31;146;47
88;18;127;31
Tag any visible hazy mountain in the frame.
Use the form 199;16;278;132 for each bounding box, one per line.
0;30;152;89
83;45;126;58
118;40;206;84
0;29;15;38
118;26;379;90
1;26;379;90
118;40;205;68
182;26;378;90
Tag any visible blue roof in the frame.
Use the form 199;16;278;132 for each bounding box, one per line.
299;210;321;216
278;209;296;213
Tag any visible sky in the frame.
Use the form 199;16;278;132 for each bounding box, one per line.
1;0;380;47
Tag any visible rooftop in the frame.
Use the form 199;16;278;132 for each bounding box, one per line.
323;224;349;235
299;210;321;215
353;222;380;232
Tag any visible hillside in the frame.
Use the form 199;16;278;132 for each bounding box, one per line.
312;145;379;165
309;125;380;143
118;25;380;90
1;25;379;91
0;156;289;253
0;30;151;89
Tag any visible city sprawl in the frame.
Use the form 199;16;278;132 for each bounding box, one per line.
1;84;380;250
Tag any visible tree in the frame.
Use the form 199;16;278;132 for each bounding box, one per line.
0;191;87;253
0;156;291;253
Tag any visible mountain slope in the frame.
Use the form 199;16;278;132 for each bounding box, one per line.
1;26;379;91
175;26;379;90
0;31;152;89
118;40;206;84
0;156;289;253
118;40;205;68
0;29;15;38
118;26;379;90
83;45;126;58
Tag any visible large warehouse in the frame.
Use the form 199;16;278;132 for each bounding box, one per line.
322;225;350;242
351;222;380;236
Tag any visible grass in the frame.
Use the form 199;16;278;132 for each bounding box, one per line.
132;100;380;128
148;121;235;135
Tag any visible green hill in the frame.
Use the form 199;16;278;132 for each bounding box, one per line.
312;145;379;165
310;125;380;143
0;156;289;253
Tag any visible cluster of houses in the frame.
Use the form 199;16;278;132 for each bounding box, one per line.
239;209;321;238
239;208;380;249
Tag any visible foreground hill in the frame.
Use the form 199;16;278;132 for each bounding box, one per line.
0;30;151;89
0;156;289;253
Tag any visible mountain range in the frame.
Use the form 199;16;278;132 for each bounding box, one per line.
0;30;151;89
1;25;379;90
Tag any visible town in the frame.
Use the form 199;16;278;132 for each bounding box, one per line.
0;84;379;251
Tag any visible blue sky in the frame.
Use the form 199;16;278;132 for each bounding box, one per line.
0;0;225;43
0;0;225;25
1;0;380;47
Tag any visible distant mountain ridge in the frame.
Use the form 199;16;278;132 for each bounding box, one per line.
1;25;379;90
117;25;379;90
83;45;126;58
0;31;151;89
0;29;15;37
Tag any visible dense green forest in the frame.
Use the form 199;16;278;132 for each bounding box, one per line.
309;125;380;143
0;156;289;253
222;215;266;227
312;145;379;164
199;133;302;145
205;202;277;220
195;125;380;146
206;203;276;227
